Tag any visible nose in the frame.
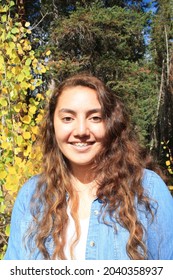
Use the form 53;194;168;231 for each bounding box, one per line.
73;118;90;137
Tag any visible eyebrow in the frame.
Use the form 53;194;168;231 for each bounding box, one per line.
58;108;102;114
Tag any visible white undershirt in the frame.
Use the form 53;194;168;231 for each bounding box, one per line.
64;209;90;260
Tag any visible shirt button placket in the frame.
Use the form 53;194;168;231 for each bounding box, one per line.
90;241;95;247
94;210;99;216
85;205;100;260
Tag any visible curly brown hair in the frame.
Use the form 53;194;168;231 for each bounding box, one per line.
28;73;163;260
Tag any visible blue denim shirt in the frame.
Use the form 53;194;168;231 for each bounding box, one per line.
4;169;173;260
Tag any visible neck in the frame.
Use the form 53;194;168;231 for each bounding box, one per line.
69;166;97;198
69;175;97;219
68;165;98;219
70;163;95;184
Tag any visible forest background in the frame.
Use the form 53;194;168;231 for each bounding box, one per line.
0;0;173;259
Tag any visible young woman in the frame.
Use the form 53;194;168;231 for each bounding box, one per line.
4;73;173;260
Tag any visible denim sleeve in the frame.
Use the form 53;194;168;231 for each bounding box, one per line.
3;176;38;260
144;170;173;259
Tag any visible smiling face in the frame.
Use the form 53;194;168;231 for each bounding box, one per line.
53;85;106;172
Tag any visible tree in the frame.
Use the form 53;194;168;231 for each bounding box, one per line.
0;0;50;258
43;2;157;143
150;0;173;161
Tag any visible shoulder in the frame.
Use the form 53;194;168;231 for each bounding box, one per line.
142;169;164;188
14;175;40;211
18;175;40;196
142;169;172;202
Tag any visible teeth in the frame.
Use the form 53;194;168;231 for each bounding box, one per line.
73;143;89;147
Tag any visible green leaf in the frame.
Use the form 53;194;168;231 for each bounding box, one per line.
1;15;7;23
5;224;10;237
0;98;8;107
25;58;32;66
11;27;19;34
10;1;15;7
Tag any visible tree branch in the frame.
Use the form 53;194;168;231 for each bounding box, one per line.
31;12;53;30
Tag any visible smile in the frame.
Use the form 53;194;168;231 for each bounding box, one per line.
71;142;94;147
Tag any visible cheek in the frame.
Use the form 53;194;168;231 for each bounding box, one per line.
94;124;106;139
54;124;71;142
55;128;69;141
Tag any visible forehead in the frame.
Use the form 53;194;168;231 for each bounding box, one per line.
56;86;101;109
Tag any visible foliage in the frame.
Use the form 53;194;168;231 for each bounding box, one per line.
0;0;50;259
161;141;173;185
45;2;157;143
149;0;173;155
0;0;172;260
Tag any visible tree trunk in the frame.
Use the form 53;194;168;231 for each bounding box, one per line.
152;52;173;158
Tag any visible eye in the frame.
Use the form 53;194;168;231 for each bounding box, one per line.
90;116;102;122
62;117;73;123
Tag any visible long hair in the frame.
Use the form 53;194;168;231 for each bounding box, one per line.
28;73;163;259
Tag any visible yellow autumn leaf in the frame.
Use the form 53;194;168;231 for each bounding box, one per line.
17;73;25;82
29;105;37;114
14;157;22;165
46;50;51;56
36;93;44;100
5;176;19;194
1;134;7;142
17;43;24;55
166;160;171;166
8;166;16;175
14;147;22;155
26;29;32;34
25;22;30;27
1;88;8;94
16;135;23;146
0;98;8;107
21;115;31;124
0;171;7;180
24;147;31;157
36;113;43;123
30;85;36;90
31;134;36;142
32;58;38;66
6;71;13;79
6;174;19;184
31;126;38;134
23;42;32;51
40;65;46;73
1;109;8;116
20;26;24;33
13;56;20;64
0;6;8;13
0;54;5;64
9;41;15;49
23;131;31;140
37;152;43;161
22;103;28;113
1;142;9;149
14;103;22;113
30;152;36;159
3;127;8;135
21;81;30;89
